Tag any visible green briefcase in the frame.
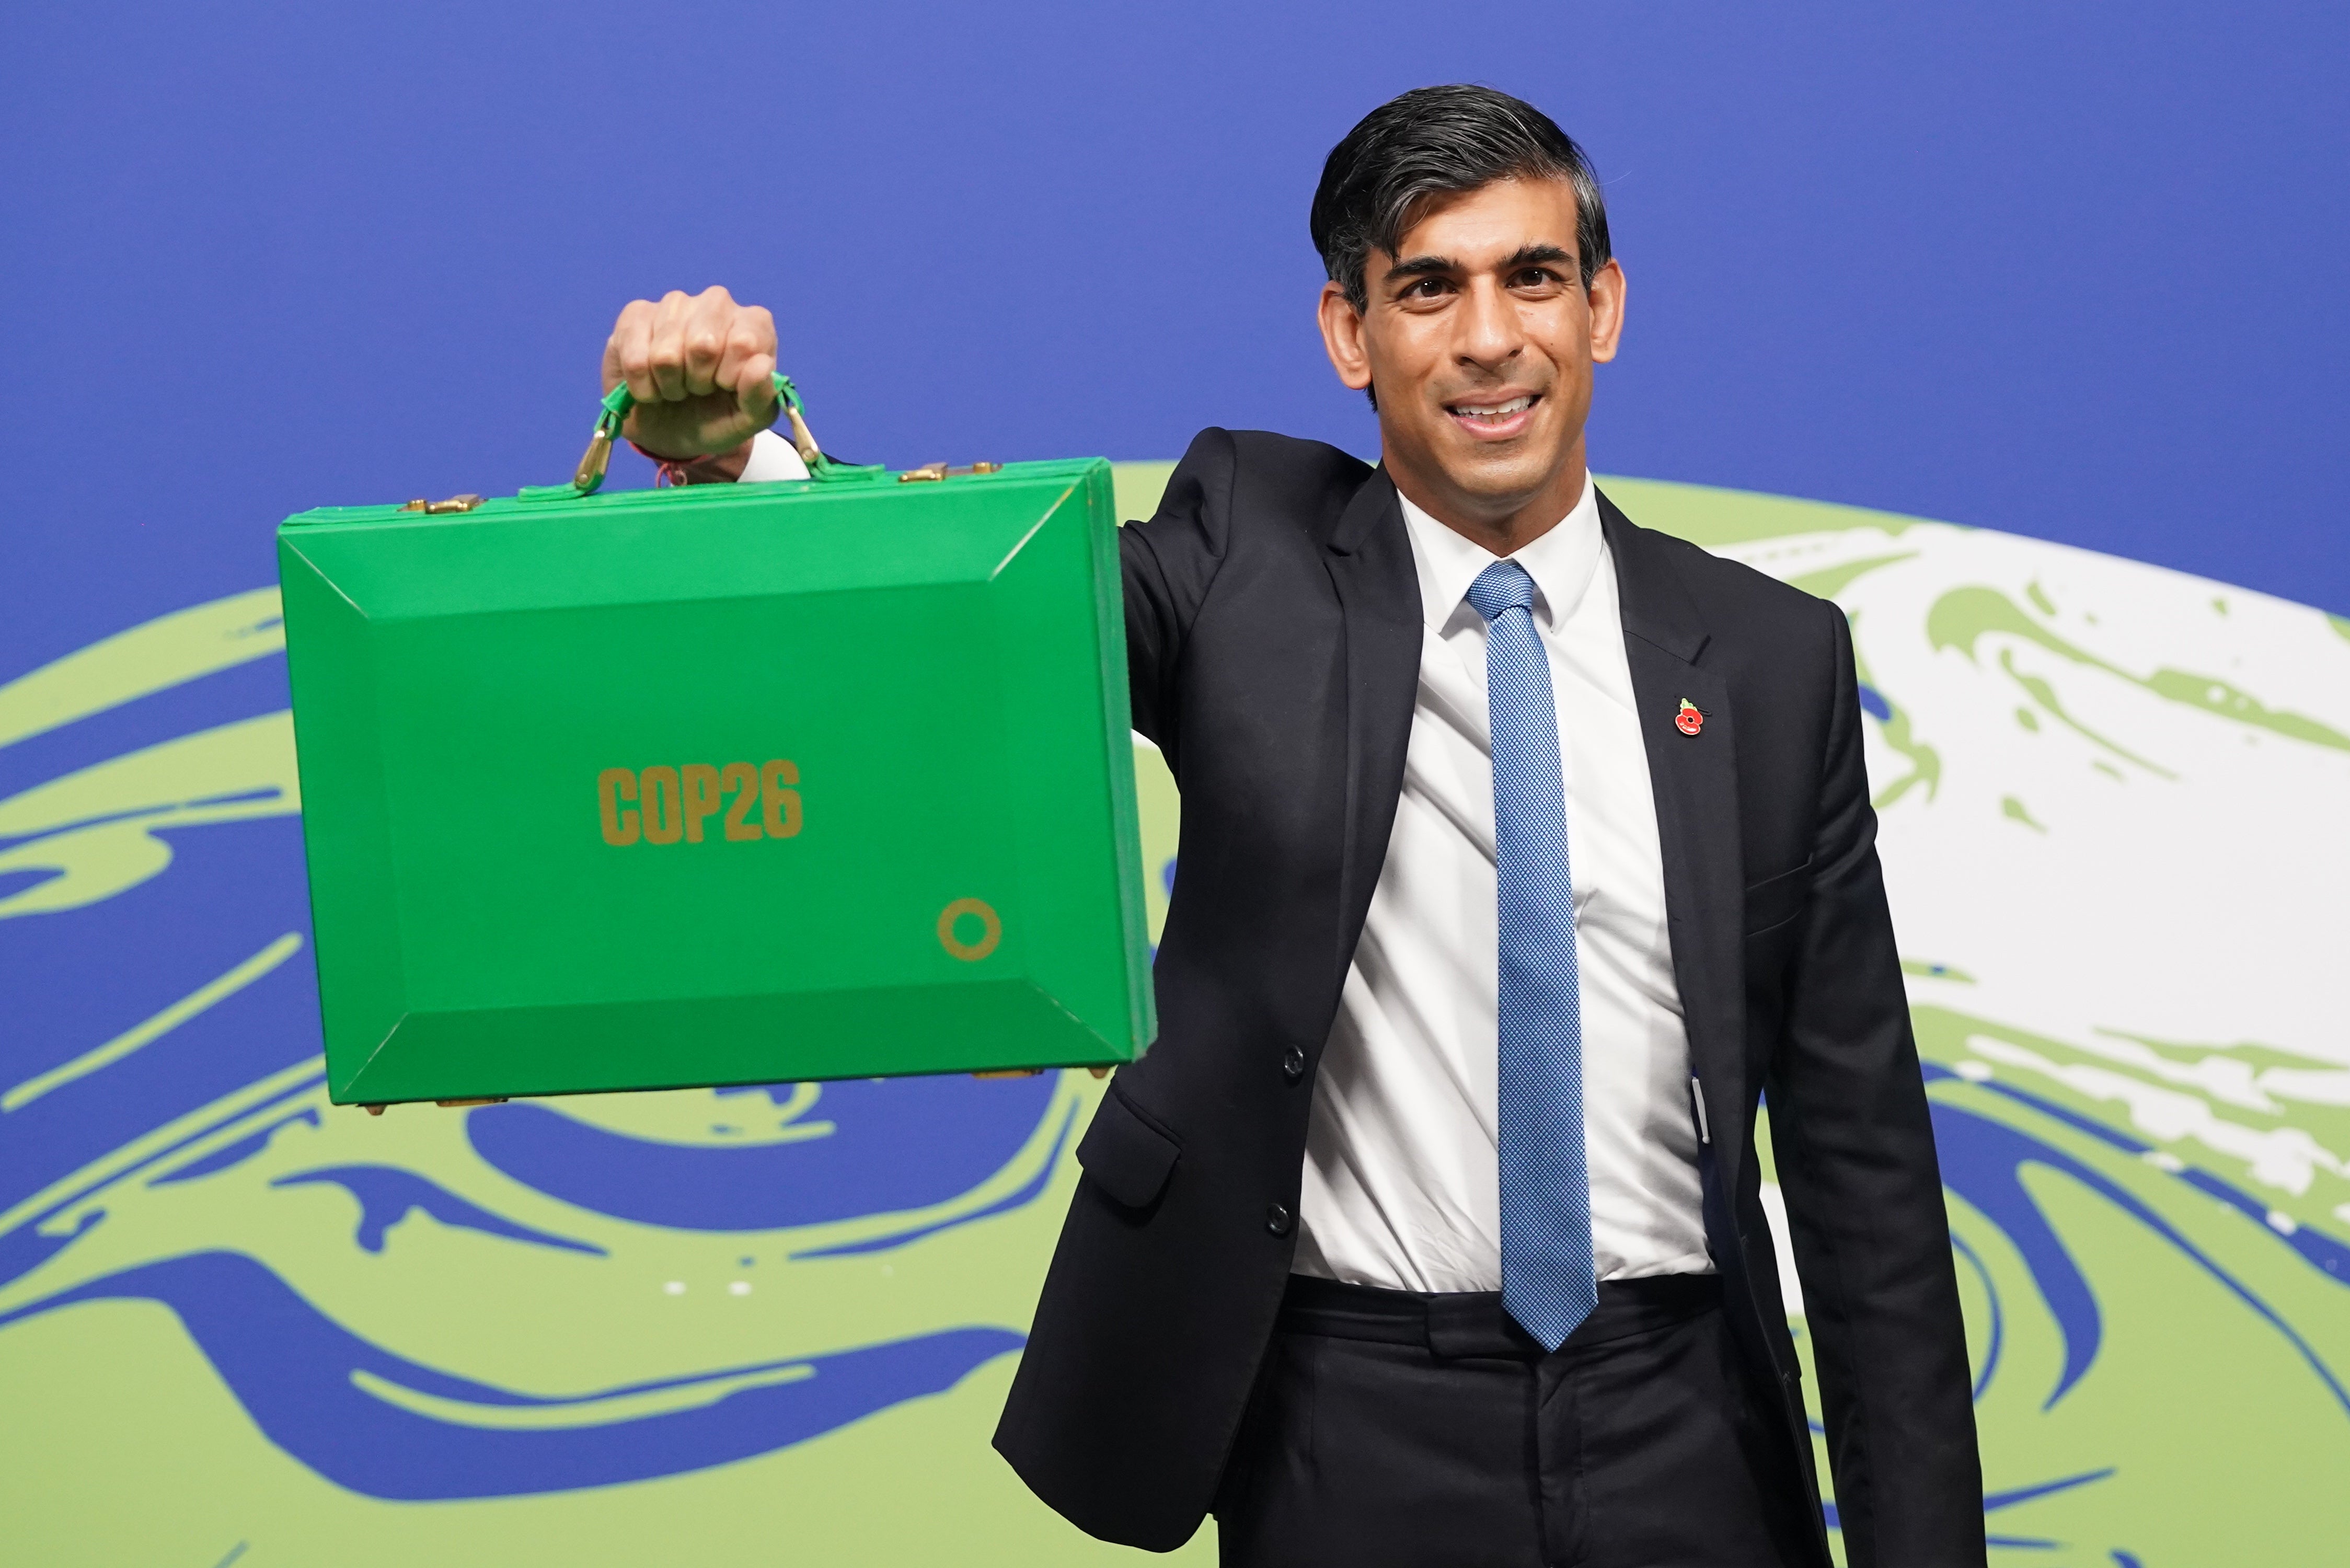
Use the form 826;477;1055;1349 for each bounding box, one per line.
277;382;1153;1108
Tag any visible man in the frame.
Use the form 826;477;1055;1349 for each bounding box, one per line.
602;85;1982;1568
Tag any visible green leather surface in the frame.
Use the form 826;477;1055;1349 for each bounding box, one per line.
275;460;1150;1102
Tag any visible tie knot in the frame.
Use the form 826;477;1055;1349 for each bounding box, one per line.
1466;560;1537;624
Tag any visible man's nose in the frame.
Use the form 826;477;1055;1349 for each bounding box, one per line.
1453;278;1526;372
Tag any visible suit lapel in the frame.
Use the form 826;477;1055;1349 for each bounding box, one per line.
1599;490;1748;1197
1321;469;1422;995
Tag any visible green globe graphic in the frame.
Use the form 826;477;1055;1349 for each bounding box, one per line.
1;468;2342;1565
1592;476;2350;1565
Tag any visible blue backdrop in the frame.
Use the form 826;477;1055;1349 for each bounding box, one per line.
4;0;2344;687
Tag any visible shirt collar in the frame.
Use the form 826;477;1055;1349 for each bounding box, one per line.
1397;470;1606;636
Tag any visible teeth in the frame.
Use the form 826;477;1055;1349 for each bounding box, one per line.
1450;395;1533;419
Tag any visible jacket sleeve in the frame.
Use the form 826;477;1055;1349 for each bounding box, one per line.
1766;603;1985;1568
1120;428;1236;764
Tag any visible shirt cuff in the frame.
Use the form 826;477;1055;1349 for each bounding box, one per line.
739;428;812;483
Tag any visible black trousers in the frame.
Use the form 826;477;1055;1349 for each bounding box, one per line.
1212;1274;1816;1568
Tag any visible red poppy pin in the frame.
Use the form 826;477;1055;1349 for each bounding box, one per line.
1674;698;1705;736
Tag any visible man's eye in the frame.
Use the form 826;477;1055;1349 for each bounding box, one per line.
1512;268;1562;289
1405;278;1450;298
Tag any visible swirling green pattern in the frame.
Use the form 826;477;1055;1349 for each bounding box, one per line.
3;471;2343;1565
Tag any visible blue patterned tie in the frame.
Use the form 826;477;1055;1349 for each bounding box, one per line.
1467;560;1597;1353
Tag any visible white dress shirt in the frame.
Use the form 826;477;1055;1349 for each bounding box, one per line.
1292;474;1713;1294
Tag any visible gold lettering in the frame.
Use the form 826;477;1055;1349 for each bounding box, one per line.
681;763;722;843
720;762;764;841
597;767;640;846
640;766;684;845
762;758;803;838
604;758;801;846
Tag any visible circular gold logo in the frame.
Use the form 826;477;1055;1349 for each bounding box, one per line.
937;897;1002;962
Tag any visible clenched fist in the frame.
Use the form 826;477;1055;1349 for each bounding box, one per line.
602;286;778;463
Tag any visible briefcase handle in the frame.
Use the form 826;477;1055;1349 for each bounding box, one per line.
523;372;885;501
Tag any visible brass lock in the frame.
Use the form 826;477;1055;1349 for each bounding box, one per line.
398;494;486;515
898;462;1001;483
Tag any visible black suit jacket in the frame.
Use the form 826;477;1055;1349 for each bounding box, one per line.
994;429;1984;1567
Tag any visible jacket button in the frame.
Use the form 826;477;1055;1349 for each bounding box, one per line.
1281;1046;1307;1083
1265;1204;1294;1237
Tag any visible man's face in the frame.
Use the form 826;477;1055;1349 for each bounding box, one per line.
1318;176;1626;546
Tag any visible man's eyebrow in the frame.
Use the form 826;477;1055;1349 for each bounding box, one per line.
1500;243;1575;269
1384;253;1459;284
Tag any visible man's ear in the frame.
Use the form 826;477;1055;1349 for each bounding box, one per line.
1318;281;1374;394
1587;258;1627;365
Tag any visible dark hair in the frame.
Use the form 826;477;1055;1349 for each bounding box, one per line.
1310;85;1611;313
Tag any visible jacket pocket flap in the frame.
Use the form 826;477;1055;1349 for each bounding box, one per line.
1076;1089;1180;1209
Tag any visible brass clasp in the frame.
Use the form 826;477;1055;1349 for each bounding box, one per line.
397;494;486;515
783;400;825;468
573;425;616;493
897;462;1000;483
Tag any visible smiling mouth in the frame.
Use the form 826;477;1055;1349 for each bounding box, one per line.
1445;393;1539;428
